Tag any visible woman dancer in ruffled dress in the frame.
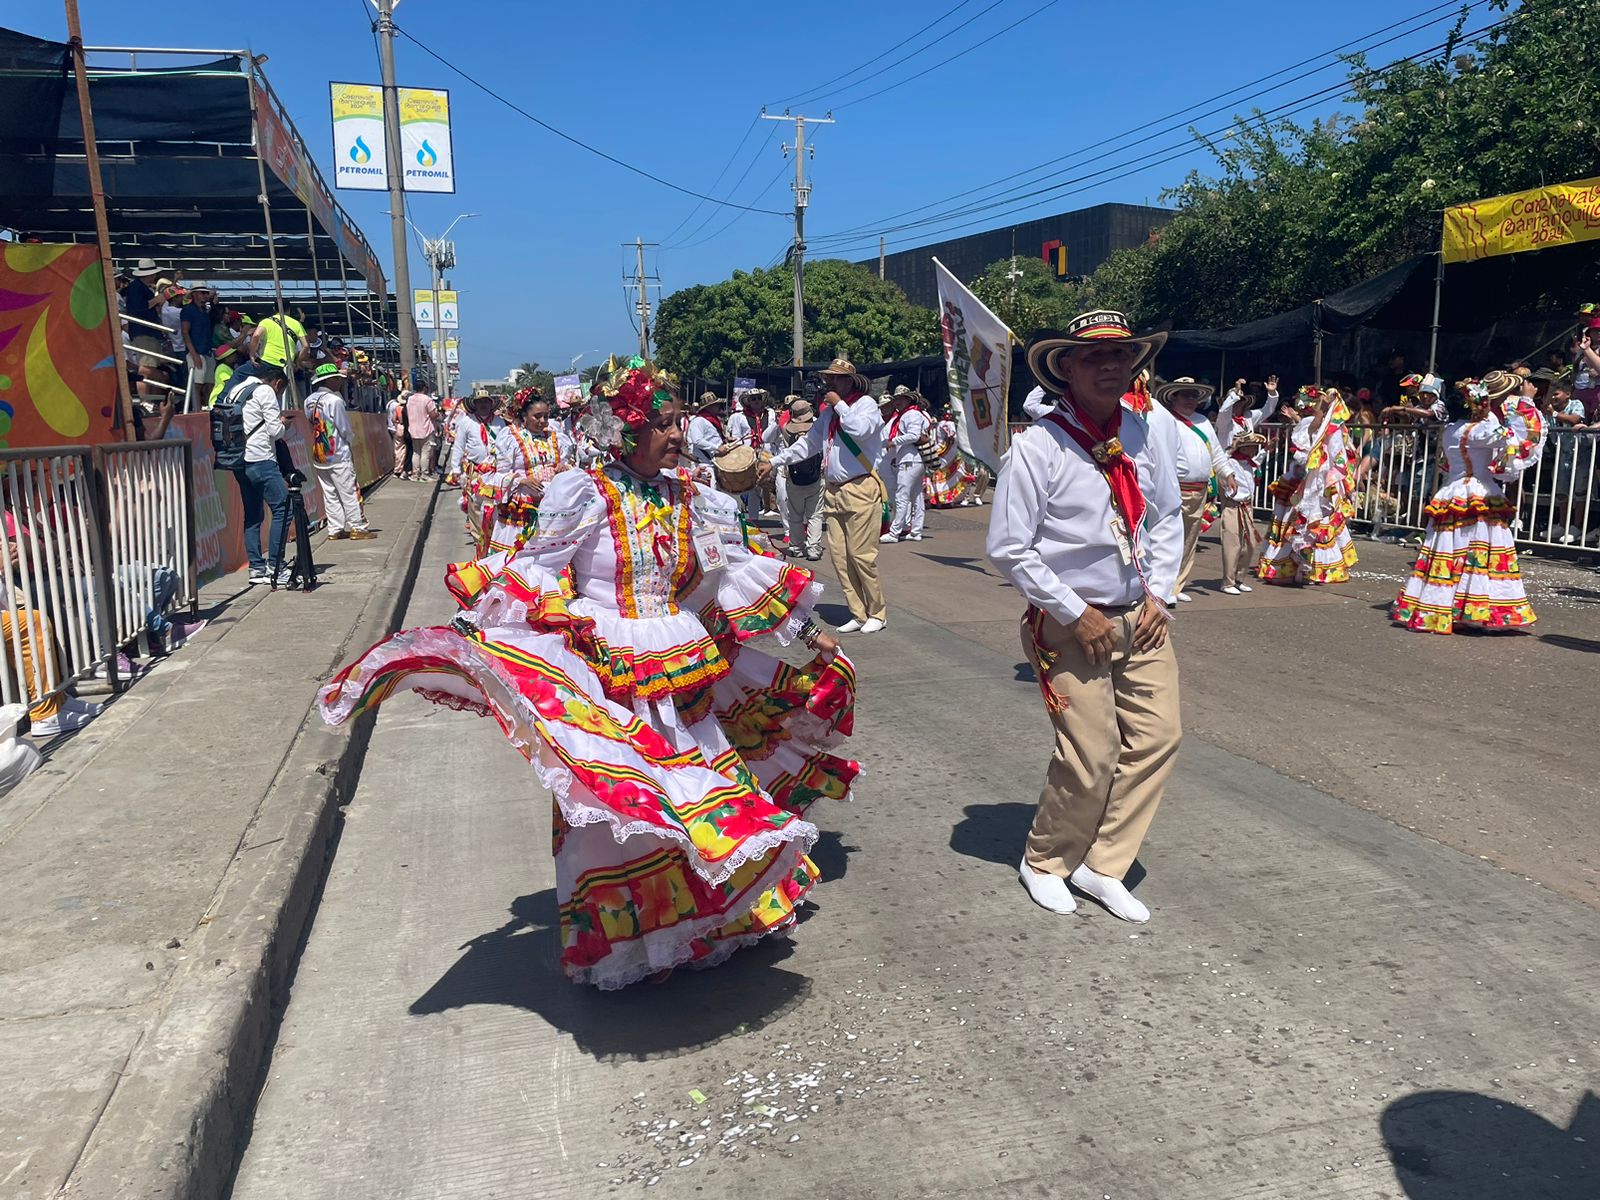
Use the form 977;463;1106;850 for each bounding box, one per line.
1256;386;1360;586
922;409;988;508
321;360;860;989
1391;370;1546;634
484;390;576;558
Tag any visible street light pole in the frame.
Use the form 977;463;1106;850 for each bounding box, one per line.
373;0;415;386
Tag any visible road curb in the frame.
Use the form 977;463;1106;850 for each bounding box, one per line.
60;482;442;1200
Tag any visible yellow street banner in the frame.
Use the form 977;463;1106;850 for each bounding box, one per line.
1442;176;1600;263
329;82;386;192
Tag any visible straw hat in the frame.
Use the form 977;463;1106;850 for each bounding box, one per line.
694;390;726;412
1479;370;1521;403
130;259;162;278
818;356;869;395
1025;310;1167;395
1152;376;1215;406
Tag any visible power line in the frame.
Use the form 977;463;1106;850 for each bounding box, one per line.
809;0;1481;245
767;0;980;108
658;111;766;246
663;124;782;249
808;2;1495;249
666;158;792;252
809;12;1512;259
392;25;789;216
831;0;1062;112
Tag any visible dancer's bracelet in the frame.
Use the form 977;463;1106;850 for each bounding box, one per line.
799;618;823;648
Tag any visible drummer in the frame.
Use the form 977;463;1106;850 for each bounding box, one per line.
685;391;728;476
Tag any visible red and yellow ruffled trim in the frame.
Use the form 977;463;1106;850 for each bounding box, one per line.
1391;594;1535;634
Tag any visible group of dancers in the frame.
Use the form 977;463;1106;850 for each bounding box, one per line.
319;310;1555;993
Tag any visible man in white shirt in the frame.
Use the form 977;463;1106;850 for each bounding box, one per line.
987;311;1183;924
762;357;888;633
685;392;729;470
1149;377;1231;601
306;363;375;540
232;364;297;585
880;386;932;542
1213;381;1287;594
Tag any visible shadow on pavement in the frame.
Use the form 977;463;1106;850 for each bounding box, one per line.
409;889;812;1060
1540;632;1600;654
950;801;1034;866
1381;1089;1599;1198
912;553;992;575
808;828;856;883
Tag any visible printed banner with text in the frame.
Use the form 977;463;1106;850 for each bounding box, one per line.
553;373;582;407
933;257;1011;473
1443;175;1600;263
399;87;455;194
330;82;387;191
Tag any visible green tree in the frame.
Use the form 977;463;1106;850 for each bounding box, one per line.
655;259;939;380
968;255;1080;338
514;361;557;396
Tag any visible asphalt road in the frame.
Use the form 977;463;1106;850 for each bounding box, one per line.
229;502;1600;1199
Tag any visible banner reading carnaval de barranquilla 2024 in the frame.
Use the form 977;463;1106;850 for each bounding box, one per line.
329;83;455;194
934;256;1011;474
1443;175;1600;263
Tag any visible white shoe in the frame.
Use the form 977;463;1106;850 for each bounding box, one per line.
1237;583;1253;592
879;533;900;544
1176;591;1193;603
1221;585;1242;595
1069;863;1150;923
29;707;94;737
62;696;103;718
1019;859;1077;914
836;619;863;634
972;496;985;506
906;533;924;541
247;568;271;586
859;617;886;634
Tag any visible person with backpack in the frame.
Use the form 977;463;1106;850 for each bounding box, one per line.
218;364;297;585
306;363;375;541
777;396;824;560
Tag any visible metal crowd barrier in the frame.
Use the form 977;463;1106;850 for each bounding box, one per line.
1251;421;1600;553
0;442;198;724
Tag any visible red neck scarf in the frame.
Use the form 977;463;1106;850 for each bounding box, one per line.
1044;397;1146;531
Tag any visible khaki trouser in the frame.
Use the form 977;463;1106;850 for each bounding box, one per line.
1021;606;1182;880
1176;484;1207;593
824;475;886;623
1218;498;1261;588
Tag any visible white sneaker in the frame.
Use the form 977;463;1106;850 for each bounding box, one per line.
29;707;94;737
1019;859;1077;914
1176;591;1193;603
906;533;924;541
859;617;886;634
1069;863;1150;923
879;533;900;544
62;696;102;718
1237;583;1253;592
247;568;271;585
836;619;864;634
1221;585;1242;595
972;496;985;506
274;566;294;588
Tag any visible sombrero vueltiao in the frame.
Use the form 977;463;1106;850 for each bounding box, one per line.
1025;310;1168;396
1151;376;1215;406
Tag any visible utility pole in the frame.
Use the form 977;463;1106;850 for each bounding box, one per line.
764;111;833;377
878;235;885;281
374;0;416;387
623;238;659;359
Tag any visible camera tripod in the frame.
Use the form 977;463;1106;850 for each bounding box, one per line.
273;479;319;592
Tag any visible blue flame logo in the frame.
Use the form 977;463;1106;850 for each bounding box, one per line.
416;139;438;167
349;136;371;165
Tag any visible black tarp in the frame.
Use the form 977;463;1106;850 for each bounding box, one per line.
0;27;394;343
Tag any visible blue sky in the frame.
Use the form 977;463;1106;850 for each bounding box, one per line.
30;0;1470;382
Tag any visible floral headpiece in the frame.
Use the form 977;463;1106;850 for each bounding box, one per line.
578;356;678;456
1293;385;1321;409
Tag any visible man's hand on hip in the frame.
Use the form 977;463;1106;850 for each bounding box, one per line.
1067;606;1118;667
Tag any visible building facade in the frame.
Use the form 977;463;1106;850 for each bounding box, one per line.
859;202;1172;309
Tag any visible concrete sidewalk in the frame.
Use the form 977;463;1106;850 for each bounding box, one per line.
230;499;1600;1199
0;477;439;1200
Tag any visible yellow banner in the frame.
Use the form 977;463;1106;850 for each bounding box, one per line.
398;87;449;125
330;81;382;120
1443;176;1600;263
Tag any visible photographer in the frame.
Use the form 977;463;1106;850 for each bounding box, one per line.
232;365;298;586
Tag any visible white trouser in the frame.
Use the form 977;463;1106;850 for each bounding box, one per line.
315;458;368;532
890;459;926;536
783;478;824;555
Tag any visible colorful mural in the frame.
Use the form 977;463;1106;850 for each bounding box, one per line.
0;243;118;450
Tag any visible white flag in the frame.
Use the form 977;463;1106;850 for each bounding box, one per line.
934;257;1011;473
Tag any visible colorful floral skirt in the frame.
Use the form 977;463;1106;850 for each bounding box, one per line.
320;611;857;989
1391;487;1534;634
1256;488;1358;586
923;447;982;508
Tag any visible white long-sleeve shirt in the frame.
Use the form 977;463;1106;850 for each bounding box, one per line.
685;414;725;465
1023;386;1056;422
884;407;932;466
449;414;506;475
241;382;285;464
1148;403;1227;486
986;406;1183;622
305;387;354;465
493;425;575;476
768;394;886;485
1214;391;1278;496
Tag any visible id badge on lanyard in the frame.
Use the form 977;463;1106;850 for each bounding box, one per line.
691;526;727;573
